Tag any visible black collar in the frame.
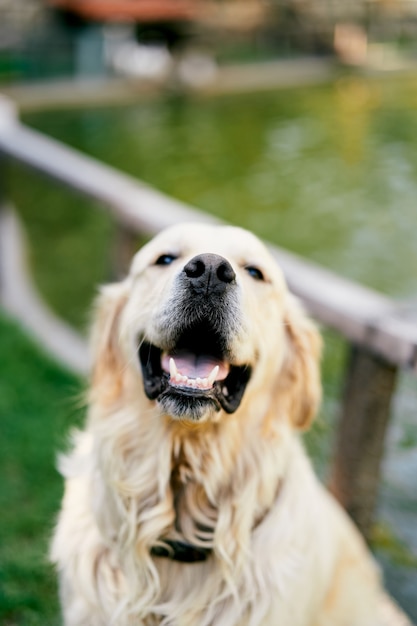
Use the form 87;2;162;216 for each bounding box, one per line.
151;539;211;563
150;482;281;564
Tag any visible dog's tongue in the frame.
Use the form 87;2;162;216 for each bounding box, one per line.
162;352;229;380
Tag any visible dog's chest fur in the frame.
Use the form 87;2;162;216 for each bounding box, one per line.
89;416;299;620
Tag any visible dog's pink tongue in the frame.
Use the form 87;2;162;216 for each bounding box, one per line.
162;352;229;380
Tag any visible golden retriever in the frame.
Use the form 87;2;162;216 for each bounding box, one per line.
51;223;386;626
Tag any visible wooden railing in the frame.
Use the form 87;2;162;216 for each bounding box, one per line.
1;94;417;543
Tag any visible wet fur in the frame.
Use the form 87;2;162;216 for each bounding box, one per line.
51;224;383;625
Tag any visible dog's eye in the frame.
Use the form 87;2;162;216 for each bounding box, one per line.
154;254;177;266
245;265;265;281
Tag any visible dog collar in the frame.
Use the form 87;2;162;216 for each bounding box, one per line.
151;539;211;563
150;485;281;565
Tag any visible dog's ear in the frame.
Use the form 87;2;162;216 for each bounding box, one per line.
279;294;322;430
89;282;128;406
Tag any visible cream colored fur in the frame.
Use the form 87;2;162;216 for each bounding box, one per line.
51;224;386;625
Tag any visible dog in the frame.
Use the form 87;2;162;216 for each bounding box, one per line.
51;223;386;625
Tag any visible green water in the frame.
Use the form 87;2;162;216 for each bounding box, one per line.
20;74;417;301
9;73;417;619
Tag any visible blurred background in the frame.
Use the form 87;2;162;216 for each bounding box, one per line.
1;1;417;624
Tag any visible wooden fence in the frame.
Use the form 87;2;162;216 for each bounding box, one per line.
0;94;417;544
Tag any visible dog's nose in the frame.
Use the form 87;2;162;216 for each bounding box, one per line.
183;253;236;294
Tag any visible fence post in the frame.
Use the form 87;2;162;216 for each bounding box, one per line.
329;344;398;540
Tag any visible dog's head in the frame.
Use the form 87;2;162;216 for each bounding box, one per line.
91;223;321;427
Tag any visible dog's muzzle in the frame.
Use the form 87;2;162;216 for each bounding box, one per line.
139;253;252;420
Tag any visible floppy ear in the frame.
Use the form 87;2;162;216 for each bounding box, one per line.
278;294;322;430
89;282;128;406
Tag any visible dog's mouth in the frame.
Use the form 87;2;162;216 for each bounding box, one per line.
139;322;251;418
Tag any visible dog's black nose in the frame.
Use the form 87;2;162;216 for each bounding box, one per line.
183;253;236;294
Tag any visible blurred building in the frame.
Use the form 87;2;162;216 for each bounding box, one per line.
0;0;417;82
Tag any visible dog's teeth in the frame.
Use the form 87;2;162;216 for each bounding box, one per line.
169;358;189;385
207;365;220;386
168;361;221;390
169;358;177;379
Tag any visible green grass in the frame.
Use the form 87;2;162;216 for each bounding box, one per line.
0;312;84;625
